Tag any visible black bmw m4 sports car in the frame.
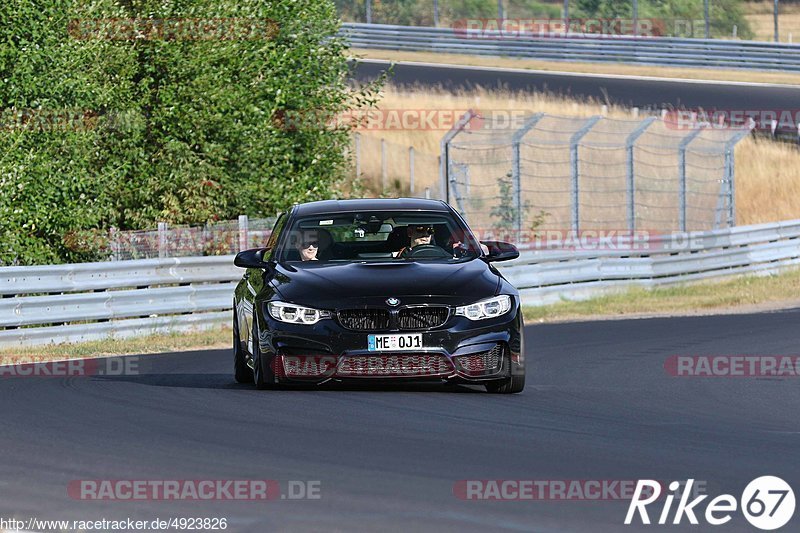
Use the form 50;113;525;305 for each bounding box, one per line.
232;198;525;393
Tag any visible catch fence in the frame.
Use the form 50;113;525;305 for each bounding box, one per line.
442;111;751;236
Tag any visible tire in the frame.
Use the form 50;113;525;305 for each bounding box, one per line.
485;374;525;394
252;321;277;390
233;308;253;384
485;351;525;394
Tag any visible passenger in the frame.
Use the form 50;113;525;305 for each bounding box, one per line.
295;231;320;261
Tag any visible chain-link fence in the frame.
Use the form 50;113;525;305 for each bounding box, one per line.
351;134;442;199
443;111;751;237
106;216;277;261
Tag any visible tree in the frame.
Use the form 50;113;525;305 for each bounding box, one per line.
0;0;380;265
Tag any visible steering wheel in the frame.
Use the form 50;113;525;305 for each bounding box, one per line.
407;244;452;259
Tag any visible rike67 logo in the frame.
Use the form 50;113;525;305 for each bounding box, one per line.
625;477;795;530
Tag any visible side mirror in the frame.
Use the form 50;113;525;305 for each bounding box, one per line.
234;248;271;269
481;241;519;262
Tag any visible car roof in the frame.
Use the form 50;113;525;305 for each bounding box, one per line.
292;198;452;217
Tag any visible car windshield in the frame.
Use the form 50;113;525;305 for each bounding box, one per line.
277;210;482;263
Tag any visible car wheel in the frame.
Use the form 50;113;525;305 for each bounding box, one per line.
233;307;253;384
252;321;277;390
485;352;524;394
485;374;525;394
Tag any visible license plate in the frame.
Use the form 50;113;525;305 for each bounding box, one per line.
368;333;423;351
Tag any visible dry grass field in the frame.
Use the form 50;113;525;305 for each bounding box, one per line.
355;85;800;226
743;0;800;42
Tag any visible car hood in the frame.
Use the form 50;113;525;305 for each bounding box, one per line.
269;259;501;308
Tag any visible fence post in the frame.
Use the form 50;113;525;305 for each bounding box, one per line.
439;110;476;204
678;128;704;232
158;222;168;258
569;116;602;233
381;138;387;192
109;226;118;261
511;113;545;239
238;215;249;252
409;146;415;194
624;117;657;233
366;0;372;24
774;0;780;42
723;128;751;227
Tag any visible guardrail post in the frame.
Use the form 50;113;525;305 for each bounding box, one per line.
570;116;602;233
678;128;704;232
511;113;545;239
158;222;168;258
238;215;249;252
409;146;415;194
366;0;372;24
439;110;476;204
433;0;439;27
625;117;657;232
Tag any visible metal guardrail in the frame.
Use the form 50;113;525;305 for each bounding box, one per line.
502;219;800;304
341;23;800;72
1;219;799;346
0;256;239;347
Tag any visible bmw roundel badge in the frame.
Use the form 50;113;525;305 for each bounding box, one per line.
386;297;400;306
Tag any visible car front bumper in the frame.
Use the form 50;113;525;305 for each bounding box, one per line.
255;302;524;385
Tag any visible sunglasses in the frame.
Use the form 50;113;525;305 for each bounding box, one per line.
300;240;319;248
411;226;435;235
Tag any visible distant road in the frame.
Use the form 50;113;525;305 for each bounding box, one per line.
350;59;800;110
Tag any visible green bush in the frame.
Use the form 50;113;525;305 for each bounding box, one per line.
0;0;379;265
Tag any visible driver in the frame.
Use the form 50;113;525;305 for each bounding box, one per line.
394;225;435;259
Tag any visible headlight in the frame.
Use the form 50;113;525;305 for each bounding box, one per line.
267;301;332;325
455;295;512;321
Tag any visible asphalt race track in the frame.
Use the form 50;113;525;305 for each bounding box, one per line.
1;309;798;532
351;59;800;110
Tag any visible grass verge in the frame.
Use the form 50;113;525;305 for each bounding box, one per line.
523;267;800;323
0;326;230;365
351;49;800;86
